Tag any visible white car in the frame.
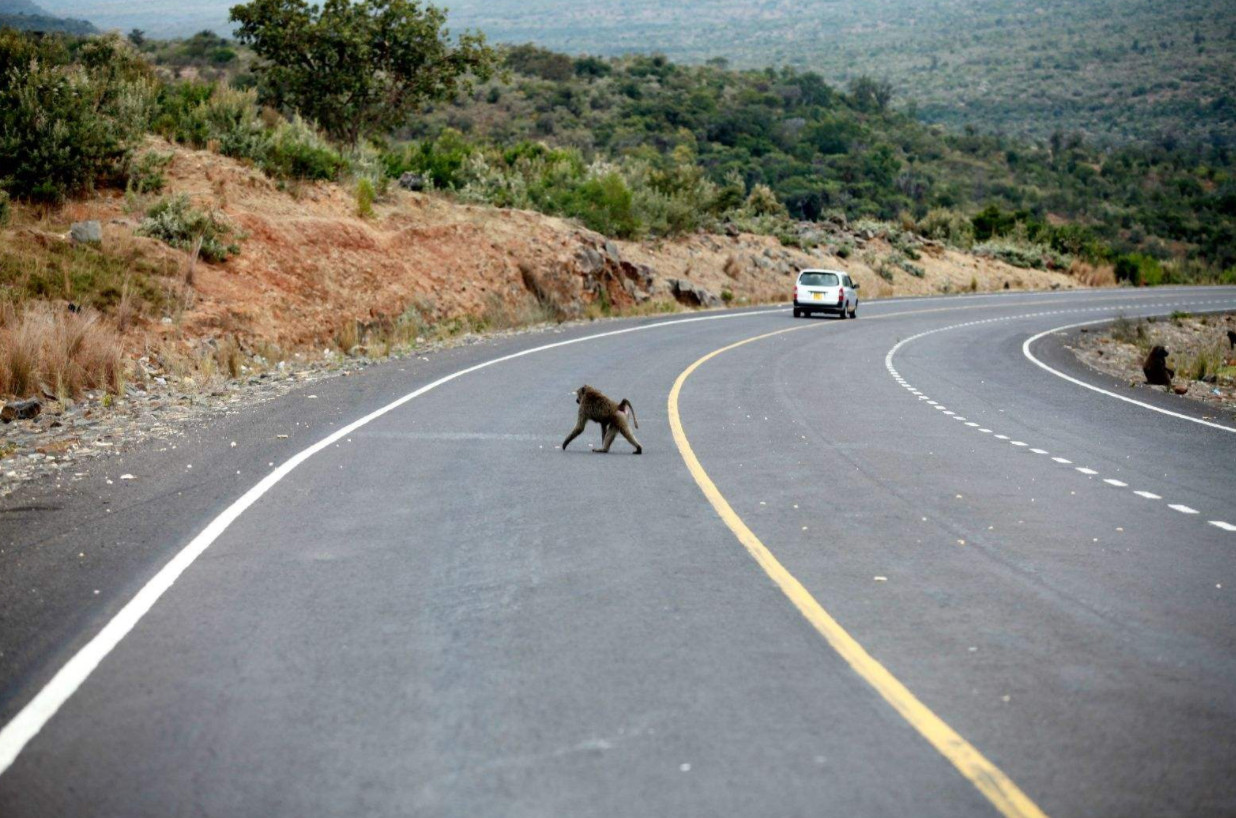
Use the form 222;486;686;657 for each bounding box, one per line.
793;269;859;318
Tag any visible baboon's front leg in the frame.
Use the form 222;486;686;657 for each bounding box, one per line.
562;418;587;451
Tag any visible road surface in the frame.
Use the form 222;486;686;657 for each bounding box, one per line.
2;286;1235;817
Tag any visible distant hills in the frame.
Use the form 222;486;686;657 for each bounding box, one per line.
0;0;96;34
27;0;1236;147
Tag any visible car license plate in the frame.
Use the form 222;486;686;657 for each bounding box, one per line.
813;293;823;300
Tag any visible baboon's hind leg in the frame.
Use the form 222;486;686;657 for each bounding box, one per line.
595;424;619;453
618;418;642;454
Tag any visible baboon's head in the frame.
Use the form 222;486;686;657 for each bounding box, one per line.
1149;345;1168;363
575;385;590;404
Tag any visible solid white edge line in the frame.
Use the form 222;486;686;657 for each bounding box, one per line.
1022;317;1236;433
0;306;791;777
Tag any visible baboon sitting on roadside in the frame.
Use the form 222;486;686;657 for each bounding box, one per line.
563;385;642;454
1226;329;1235;349
1143;345;1174;386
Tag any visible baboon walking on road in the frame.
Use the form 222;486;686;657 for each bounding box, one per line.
563;385;642;454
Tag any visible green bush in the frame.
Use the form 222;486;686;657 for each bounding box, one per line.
1114;252;1162;286
0;32;157;203
154;83;344;182
261;117;344;181
971;205;1017;241
974;240;1048;269
355;177;375;218
556;172;639;238
917;208;975;247
126;150;172;194
137;194;240;262
383;128;476;189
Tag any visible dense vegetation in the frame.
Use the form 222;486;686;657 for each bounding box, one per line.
397;47;1235;274
1;27;1233;282
441;0;1236;149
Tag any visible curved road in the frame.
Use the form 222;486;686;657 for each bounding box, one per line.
2;286;1235;817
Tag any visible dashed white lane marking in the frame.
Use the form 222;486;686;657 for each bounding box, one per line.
884;293;1236;535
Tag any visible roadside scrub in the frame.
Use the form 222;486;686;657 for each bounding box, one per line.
0;302;127;399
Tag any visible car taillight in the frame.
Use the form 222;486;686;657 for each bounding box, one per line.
837;290;845;303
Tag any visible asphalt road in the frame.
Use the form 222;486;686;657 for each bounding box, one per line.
2;286;1235;817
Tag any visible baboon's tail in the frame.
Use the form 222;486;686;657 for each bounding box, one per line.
618;399;638;428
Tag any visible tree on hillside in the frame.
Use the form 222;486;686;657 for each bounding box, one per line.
848;75;893;114
229;0;495;144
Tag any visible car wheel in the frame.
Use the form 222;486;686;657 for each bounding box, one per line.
793;308;801;318
850;302;858;318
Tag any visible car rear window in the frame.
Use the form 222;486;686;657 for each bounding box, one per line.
799;272;839;287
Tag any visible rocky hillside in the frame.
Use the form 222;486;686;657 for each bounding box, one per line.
7;140;1094;367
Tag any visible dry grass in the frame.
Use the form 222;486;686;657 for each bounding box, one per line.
0;302;127;399
1070;260;1116;287
1172;337;1229;382
216;335;244;379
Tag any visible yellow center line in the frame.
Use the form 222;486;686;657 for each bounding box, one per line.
667;322;1050;818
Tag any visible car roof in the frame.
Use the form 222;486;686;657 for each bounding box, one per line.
797;269;847;276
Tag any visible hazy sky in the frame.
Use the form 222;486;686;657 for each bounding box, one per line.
37;1;236;35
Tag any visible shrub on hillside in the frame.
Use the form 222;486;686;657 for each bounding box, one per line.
555;171;639;238
1114;252;1162;286
741;184;789;219
126;150;172;194
155;84;344;181
383;128;476;189
137;194;239;262
261;117;345;181
0;31;157;203
973;239;1069;270
917;208;975;247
